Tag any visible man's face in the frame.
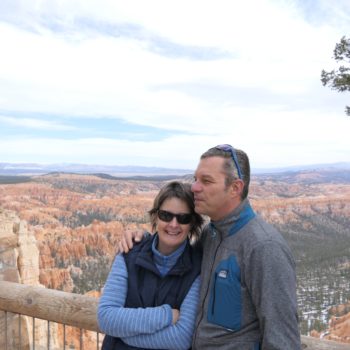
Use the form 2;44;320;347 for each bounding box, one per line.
191;156;236;221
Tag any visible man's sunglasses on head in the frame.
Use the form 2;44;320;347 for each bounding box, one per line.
215;144;243;179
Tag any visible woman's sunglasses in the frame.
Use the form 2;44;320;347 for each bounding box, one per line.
158;210;192;225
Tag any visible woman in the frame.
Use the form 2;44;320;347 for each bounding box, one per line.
98;181;203;350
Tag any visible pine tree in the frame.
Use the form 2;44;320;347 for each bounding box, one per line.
321;36;350;116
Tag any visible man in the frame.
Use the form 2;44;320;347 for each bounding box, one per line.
119;144;301;350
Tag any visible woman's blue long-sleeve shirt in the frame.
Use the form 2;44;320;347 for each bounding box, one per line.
97;239;201;349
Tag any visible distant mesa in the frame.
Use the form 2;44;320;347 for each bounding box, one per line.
1;161;350;177
0;162;193;177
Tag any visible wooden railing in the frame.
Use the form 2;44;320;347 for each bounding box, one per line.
0;281;101;349
0;281;349;350
0;280;99;332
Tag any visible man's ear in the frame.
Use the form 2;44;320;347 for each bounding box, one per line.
231;179;244;198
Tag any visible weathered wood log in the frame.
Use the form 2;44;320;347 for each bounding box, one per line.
0;280;100;332
0;281;349;349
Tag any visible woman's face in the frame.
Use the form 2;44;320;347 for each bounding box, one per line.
156;197;192;256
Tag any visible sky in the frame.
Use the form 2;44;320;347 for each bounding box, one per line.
0;0;349;171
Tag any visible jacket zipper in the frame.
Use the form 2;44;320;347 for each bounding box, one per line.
193;226;222;342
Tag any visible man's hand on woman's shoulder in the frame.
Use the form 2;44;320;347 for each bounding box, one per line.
118;229;148;253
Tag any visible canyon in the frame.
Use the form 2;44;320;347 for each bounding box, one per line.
0;168;350;345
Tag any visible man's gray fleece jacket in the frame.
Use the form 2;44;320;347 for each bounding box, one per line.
192;199;301;350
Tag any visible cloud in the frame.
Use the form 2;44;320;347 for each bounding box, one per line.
0;0;349;168
0;115;76;130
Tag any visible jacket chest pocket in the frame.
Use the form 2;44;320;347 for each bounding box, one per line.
207;255;241;330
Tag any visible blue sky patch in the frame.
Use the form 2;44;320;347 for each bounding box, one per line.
0;111;181;141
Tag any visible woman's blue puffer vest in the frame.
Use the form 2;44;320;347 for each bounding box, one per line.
102;235;202;350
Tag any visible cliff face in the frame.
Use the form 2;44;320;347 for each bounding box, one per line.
0;208;44;285
0;175;156;294
0;209;60;350
250;178;350;226
327;313;350;343
310;312;350;344
322;302;350;343
0;210;21;283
